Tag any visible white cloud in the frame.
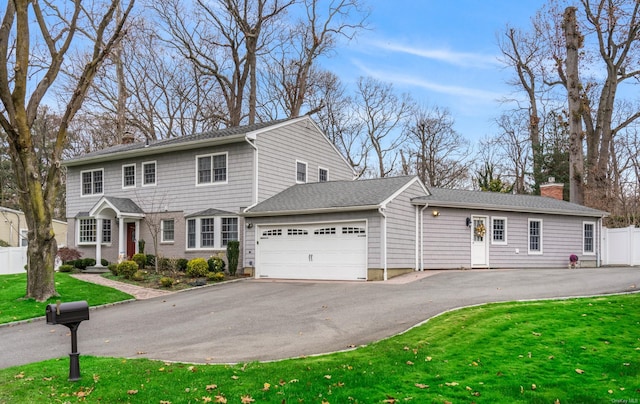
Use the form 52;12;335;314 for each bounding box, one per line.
367;40;500;68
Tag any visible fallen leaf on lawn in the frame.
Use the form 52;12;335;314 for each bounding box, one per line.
188;366;197;373
531;384;537;390
158;367;165;372
75;387;94;398
608;390;614;394
471;391;481;396
406;361;414;365
93;374;100;383
575;369;585;374
445;382;459;386
425;356;432;362
262;382;271;391
403;346;410;351
415;383;429;389
324;375;332;379
532;332;541;336
202;397;212;403
127;390;138;395
231;375;239;380
470;361;478;366
549;356;555;360
554;400;561;404
623;363;630;366
42;377;52;381
240;395;255;403
466;386;472;391
289;379;299;383
214;395;227;403
160;401;172;404
206;384;218;391
14;372;24;379
382;396;396;403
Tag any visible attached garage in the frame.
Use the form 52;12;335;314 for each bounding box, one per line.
243;176;429;281
255;221;368;280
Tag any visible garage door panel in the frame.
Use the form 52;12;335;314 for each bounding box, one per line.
256;222;367;281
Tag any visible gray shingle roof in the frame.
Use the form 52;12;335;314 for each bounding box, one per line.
103;197;144;214
244;176;420;215
63;118;291;164
413;188;607;217
186;208;235;218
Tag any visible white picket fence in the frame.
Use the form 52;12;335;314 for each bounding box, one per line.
0;247;27;275
601;226;640;266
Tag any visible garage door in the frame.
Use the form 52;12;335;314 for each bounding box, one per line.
256;221;367;281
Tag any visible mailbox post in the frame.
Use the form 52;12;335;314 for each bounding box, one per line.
45;301;90;381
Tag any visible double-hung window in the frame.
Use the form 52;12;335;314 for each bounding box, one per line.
296;161;307;183
142;161;156;186
122;164;136;188
491;217;507;245
81;169;103;196
186;216;239;249
583;221;595;254
197;153;227;185
319;167;328;182
528;219;543;254
161;219;175;243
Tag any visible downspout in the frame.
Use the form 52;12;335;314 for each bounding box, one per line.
243;136;259;274
244;136;259;210
597;214;604;267
379;207;387;281
420;204;429;271
415;206;419;272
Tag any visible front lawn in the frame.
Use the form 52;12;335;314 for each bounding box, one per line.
1;293;638;403
0;273;133;325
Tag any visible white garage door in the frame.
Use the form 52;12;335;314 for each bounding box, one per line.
256;221;367;281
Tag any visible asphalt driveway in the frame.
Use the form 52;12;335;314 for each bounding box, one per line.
1;267;638;369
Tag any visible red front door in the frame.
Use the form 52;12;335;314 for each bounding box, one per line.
126;223;136;259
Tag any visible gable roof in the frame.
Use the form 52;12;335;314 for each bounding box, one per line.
413;188;607;217
244;176;424;216
88;196;145;217
63;118;297;167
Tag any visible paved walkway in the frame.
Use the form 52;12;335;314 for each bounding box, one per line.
70;273;174;300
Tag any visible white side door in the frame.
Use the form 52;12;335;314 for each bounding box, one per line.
471;216;489;268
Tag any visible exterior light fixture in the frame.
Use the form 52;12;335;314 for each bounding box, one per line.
432;210;440;217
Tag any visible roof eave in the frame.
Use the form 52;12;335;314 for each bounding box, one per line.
412;199;607;217
62;133;247;167
242;204;381;217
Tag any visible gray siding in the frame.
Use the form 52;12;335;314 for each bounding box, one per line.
256;120;354;201
423;207;599;269
243;211;381;269
385;181;426;268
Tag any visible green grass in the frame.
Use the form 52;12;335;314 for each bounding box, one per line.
0;273;133;324
1;293;638;403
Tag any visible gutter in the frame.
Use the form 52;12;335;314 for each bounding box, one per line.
412;200;606;218
242;204;382;217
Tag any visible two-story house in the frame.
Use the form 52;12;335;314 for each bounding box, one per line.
63;116;355;267
64;116;607;281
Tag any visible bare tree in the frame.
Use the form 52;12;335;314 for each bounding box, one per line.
264;0;368;118
355;77;414;177
401;106;472;188
152;0;293;127
493;111;532;194
0;0;134;301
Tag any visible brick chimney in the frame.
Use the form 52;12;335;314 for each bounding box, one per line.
540;177;564;201
122;131;135;145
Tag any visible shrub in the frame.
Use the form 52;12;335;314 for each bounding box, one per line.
58;264;74;273
176;258;189;272
138;239;145;254
132;253;146;269
207;255;225;272
159;276;174;288
101;258;109;267
0;239;10;247
227;240;240;276
108;263;119;276
157;257;170;271
146;254;156;267
117;260;139;279
207;271;225;282
132;270;146;281
57;247;82;262
186;258;209;278
82;258;96;268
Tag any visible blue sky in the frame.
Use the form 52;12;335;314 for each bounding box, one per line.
323;0;548;143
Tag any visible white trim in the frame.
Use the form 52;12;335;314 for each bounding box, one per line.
527;218;543;255
381;177;428;207
185;215;239;250
582;220;596;255
80;168;104;197
76;217;112;246
195;152;229;186
490;216;508;245
141;160;157;187
19;228;28;247
122;163;136;189
295;160;307;183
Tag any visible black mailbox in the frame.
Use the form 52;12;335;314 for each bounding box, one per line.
46;301;89;325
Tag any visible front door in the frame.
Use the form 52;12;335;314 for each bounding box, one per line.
126;223;136;259
471;216;489;268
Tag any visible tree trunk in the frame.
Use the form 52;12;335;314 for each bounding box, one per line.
563;7;585;204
